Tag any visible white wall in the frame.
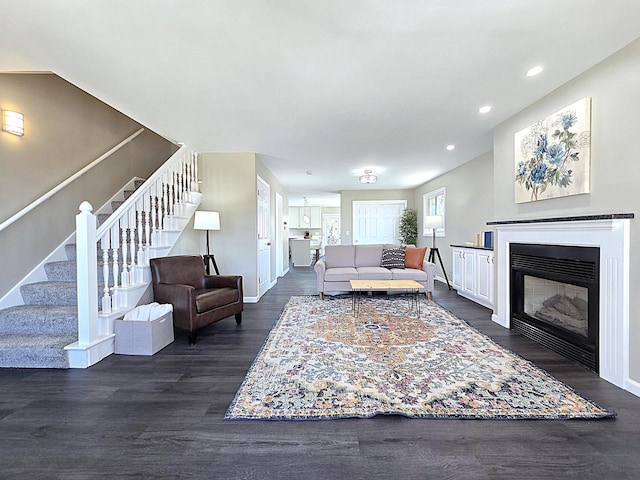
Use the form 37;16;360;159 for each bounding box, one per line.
493;37;640;381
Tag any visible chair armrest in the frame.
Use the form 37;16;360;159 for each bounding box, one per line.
203;275;243;291
152;283;196;325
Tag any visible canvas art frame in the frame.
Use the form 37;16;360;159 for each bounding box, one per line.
514;97;591;203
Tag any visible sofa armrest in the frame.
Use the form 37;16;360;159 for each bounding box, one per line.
421;260;436;291
314;259;327;293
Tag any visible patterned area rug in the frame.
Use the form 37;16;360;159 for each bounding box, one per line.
225;295;615;420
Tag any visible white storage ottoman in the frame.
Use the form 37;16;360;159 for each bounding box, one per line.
114;311;174;355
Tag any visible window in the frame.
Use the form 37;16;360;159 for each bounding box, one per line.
423;187;445;237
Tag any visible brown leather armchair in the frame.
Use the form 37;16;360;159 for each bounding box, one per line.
149;255;243;344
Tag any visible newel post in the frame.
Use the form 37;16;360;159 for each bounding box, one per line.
76;201;99;345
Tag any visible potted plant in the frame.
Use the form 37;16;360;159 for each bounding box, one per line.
399;208;418;245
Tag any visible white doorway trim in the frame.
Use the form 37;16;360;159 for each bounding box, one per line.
275;192;285;278
257;176;271;299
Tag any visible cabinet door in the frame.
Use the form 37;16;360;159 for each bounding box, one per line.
288;207;300;228
476;251;494;306
309;207;322;228
462;249;476;295
452;248;464;290
299;208;312;228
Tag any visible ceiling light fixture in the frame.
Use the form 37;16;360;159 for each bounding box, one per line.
526;65;544;77
446;144;455;151
359;169;377;184
479;105;492;114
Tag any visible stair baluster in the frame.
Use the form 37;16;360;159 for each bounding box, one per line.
65;147;200;368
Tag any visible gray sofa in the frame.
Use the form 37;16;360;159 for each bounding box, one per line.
314;244;436;299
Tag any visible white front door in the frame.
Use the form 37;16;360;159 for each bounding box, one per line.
257;176;271;298
352;200;407;245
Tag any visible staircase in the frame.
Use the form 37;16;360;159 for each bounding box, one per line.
0;146;200;369
0;183;144;368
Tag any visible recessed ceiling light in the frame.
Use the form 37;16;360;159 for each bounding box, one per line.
446;144;455;151
479;105;492;114
526;65;544;77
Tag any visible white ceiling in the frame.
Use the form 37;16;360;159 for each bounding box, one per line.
2;1;640;207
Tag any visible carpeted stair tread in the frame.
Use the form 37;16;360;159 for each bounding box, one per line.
44;260;78;281
20;281;78;306
0;333;76;369
45;260;115;284
0;305;77;335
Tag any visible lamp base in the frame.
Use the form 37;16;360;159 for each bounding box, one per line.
427;247;451;290
203;254;220;275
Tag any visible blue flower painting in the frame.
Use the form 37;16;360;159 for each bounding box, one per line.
514;98;591;203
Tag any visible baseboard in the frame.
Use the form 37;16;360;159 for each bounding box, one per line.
65;334;115;368
492;313;509;328
244;296;259;304
624;377;640;398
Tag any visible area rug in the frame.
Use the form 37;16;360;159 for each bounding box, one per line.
225;295;615;420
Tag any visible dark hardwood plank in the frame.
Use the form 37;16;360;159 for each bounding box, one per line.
0;264;639;479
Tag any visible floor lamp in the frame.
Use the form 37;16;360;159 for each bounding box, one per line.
425;215;451;290
194;211;221;275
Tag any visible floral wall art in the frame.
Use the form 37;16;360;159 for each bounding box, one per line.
514;97;591;203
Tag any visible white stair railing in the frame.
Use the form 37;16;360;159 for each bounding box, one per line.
67;146;201;368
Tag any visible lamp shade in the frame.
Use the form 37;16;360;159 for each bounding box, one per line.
424;215;443;229
193;211;220;230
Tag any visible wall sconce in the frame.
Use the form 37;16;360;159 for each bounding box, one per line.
2;110;24;136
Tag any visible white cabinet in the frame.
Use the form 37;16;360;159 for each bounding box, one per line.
475;250;494;306
288;207;300;228
451;246;494;308
290;239;311;266
288;207;322;229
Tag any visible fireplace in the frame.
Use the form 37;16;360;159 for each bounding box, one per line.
490;214;632;391
510;243;599;371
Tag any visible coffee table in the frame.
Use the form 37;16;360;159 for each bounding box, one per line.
349;279;425;317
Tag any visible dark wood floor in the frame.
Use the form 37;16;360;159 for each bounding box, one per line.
1;265;639;480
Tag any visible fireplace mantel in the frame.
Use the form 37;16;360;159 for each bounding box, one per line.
490;214;633;392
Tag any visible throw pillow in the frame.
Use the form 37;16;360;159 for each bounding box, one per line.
381;246;406;269
404;246;427;269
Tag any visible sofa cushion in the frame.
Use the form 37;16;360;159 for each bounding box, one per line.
356;266;392;280
355;244;383;267
324;245;355;268
381;246;406;269
324;267;359;282
405;246;427;269
391;268;428;281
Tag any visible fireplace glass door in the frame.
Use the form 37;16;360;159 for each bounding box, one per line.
523;275;588;338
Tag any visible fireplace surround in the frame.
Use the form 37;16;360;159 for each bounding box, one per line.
489;214;633;392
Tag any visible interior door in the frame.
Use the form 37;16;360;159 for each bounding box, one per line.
257;176;271;298
352;200;407;244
